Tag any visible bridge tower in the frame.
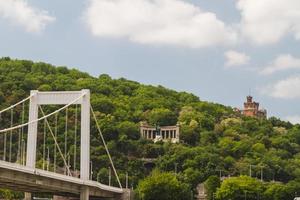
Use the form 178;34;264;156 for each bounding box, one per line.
25;90;91;200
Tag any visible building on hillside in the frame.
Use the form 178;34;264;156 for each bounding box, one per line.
139;122;180;143
242;96;267;118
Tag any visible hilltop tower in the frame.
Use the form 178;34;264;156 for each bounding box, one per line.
242;96;267;118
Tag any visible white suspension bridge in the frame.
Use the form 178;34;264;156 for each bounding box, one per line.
0;90;128;200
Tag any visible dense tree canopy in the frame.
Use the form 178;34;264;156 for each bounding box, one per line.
205;175;220;200
136;170;190;200
216;176;264;200
0;58;300;199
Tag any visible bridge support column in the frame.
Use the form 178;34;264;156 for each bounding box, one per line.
24;192;32;200
80;89;90;181
117;189;134;200
80;186;89;200
24;91;38;200
26;90;39;168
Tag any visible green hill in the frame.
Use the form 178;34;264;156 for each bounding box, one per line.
1;57;300;200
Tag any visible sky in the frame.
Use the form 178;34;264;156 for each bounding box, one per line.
0;0;300;124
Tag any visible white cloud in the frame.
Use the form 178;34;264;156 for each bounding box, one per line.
261;75;300;99
224;50;250;67
83;0;237;48
237;0;300;45
260;54;300;75
0;0;55;33
285;115;300;124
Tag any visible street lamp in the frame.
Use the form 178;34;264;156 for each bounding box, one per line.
249;164;256;177
174;163;178;174
108;166;112;186
126;172;128;189
90;161;93;180
216;169;224;179
260;166;264;182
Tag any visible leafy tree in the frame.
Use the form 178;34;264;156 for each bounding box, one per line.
146;108;177;126
264;183;287;200
204;176;220;200
136;170;190;200
180;124;199;145
0;189;23;200
216;176;264;200
118;121;140;140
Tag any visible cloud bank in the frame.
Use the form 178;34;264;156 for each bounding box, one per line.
83;0;300;47
224;50;250;67
261;75;300;99
83;0;237;48
237;0;300;45
0;0;55;33
260;54;300;75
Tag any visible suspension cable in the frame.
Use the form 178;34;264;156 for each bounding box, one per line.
17;101;24;163
0;112;4;161
39;106;72;176
47;147;50;171
91;106;122;189
67;153;70;176
74;104;78;172
64;107;68;169
9;108;13;162
22;139;25;165
54;113;58;172
17;127;21;163
0;112;3;161
21;102;25;164
43;118;46;170
0;93;86;134
0;94;33;115
17;111;21;163
3;131;6;160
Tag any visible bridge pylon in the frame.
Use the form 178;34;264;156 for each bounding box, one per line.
26;90;91;200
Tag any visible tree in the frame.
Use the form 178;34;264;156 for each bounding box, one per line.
0;189;23;200
264;183;287;200
216;176;264;200
146;108;177;126
92;97;115;114
117;121;140;140
204;176;220;200
178;106;200;125
136;170;190;200
183;167;203;188
180;124;199;145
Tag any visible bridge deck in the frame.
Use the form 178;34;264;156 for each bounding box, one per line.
0;161;123;199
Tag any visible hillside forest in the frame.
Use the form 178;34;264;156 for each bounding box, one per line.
0;58;300;200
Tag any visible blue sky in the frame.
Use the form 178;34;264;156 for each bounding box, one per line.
0;0;300;123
